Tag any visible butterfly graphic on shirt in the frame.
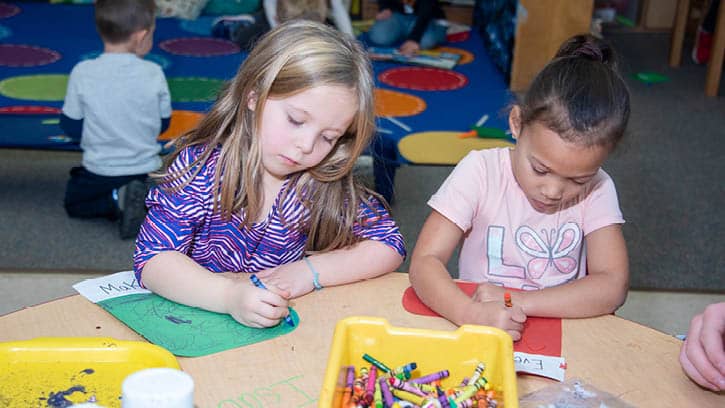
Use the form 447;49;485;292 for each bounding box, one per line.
514;222;582;280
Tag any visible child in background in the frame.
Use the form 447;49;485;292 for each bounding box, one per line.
270;0;353;36
367;0;447;56
692;0;721;64
213;0;353;51
409;35;631;340
134;20;405;328
679;302;725;391
61;0;171;239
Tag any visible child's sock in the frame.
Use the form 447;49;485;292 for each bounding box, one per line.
118;180;148;240
109;187;123;220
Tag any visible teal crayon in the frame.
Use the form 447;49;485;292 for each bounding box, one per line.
249;274;295;327
362;353;392;373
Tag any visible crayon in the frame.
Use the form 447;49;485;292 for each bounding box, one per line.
437;387;451;408
422;397;443;408
379;376;394;407
410;369;449;384
365;365;377;405
468;363;486;386
504;292;512;308
391;388;426;406
392;362;417;379
248;274;295;327
362;353;392;373
373;379;383;408
389;377;428;397
341;366;354;408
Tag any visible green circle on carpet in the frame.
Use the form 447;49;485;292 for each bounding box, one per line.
0;74;68;101
168;77;225;102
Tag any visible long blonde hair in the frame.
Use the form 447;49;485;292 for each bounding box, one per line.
160;20;380;253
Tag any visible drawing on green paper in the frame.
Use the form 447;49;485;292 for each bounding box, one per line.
99;293;298;357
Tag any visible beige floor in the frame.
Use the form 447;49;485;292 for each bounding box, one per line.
1;271;723;336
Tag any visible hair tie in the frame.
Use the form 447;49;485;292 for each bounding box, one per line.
304;257;323;291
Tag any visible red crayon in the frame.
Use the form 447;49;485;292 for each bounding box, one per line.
504;292;512;308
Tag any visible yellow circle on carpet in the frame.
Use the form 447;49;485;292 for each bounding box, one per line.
434;47;474;65
158;110;204;141
375;88;426;117
399;131;515;165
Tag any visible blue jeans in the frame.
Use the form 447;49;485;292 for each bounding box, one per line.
367;13;447;50
64;166;147;219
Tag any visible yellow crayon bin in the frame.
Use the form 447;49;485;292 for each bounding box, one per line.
0;337;180;408
319;316;518;407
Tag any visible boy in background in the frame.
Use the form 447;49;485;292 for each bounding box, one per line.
212;0;354;51
367;0;447;56
60;0;171;239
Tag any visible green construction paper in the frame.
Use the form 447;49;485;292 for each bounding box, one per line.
634;72;669;84
98;293;298;357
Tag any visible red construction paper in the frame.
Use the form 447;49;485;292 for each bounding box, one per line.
402;282;562;357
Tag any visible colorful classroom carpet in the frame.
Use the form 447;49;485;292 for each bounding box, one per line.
0;2;514;166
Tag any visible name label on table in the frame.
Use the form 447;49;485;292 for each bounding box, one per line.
73;270;150;303
514;351;567;381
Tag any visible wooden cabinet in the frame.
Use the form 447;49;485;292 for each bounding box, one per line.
510;0;594;91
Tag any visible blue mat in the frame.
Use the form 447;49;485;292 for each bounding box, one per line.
0;2;512;165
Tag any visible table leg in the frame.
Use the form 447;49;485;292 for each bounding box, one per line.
670;0;691;67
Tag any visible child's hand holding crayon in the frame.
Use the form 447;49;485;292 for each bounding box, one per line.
222;276;291;328
459;298;526;341
472;281;512;304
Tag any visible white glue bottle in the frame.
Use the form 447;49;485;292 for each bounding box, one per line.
121;368;194;408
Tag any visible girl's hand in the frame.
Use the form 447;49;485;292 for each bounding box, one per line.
222;278;290;328
255;263;314;299
472;282;508;304
679;302;725;391
376;9;392;20
460;299;527;341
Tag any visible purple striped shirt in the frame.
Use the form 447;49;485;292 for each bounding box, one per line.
133;144;406;284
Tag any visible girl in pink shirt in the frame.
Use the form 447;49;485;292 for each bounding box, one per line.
409;34;631;341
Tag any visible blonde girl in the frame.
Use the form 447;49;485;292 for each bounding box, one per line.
134;20;405;328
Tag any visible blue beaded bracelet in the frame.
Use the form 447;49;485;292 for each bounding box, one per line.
304;257;323;291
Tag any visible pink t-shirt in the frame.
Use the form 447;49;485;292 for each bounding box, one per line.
428;148;624;290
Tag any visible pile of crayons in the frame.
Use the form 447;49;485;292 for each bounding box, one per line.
339;353;500;408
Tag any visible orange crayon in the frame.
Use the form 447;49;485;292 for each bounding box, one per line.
341;366;354;407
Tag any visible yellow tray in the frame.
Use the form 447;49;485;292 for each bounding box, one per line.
0;337;180;408
319;317;518;408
